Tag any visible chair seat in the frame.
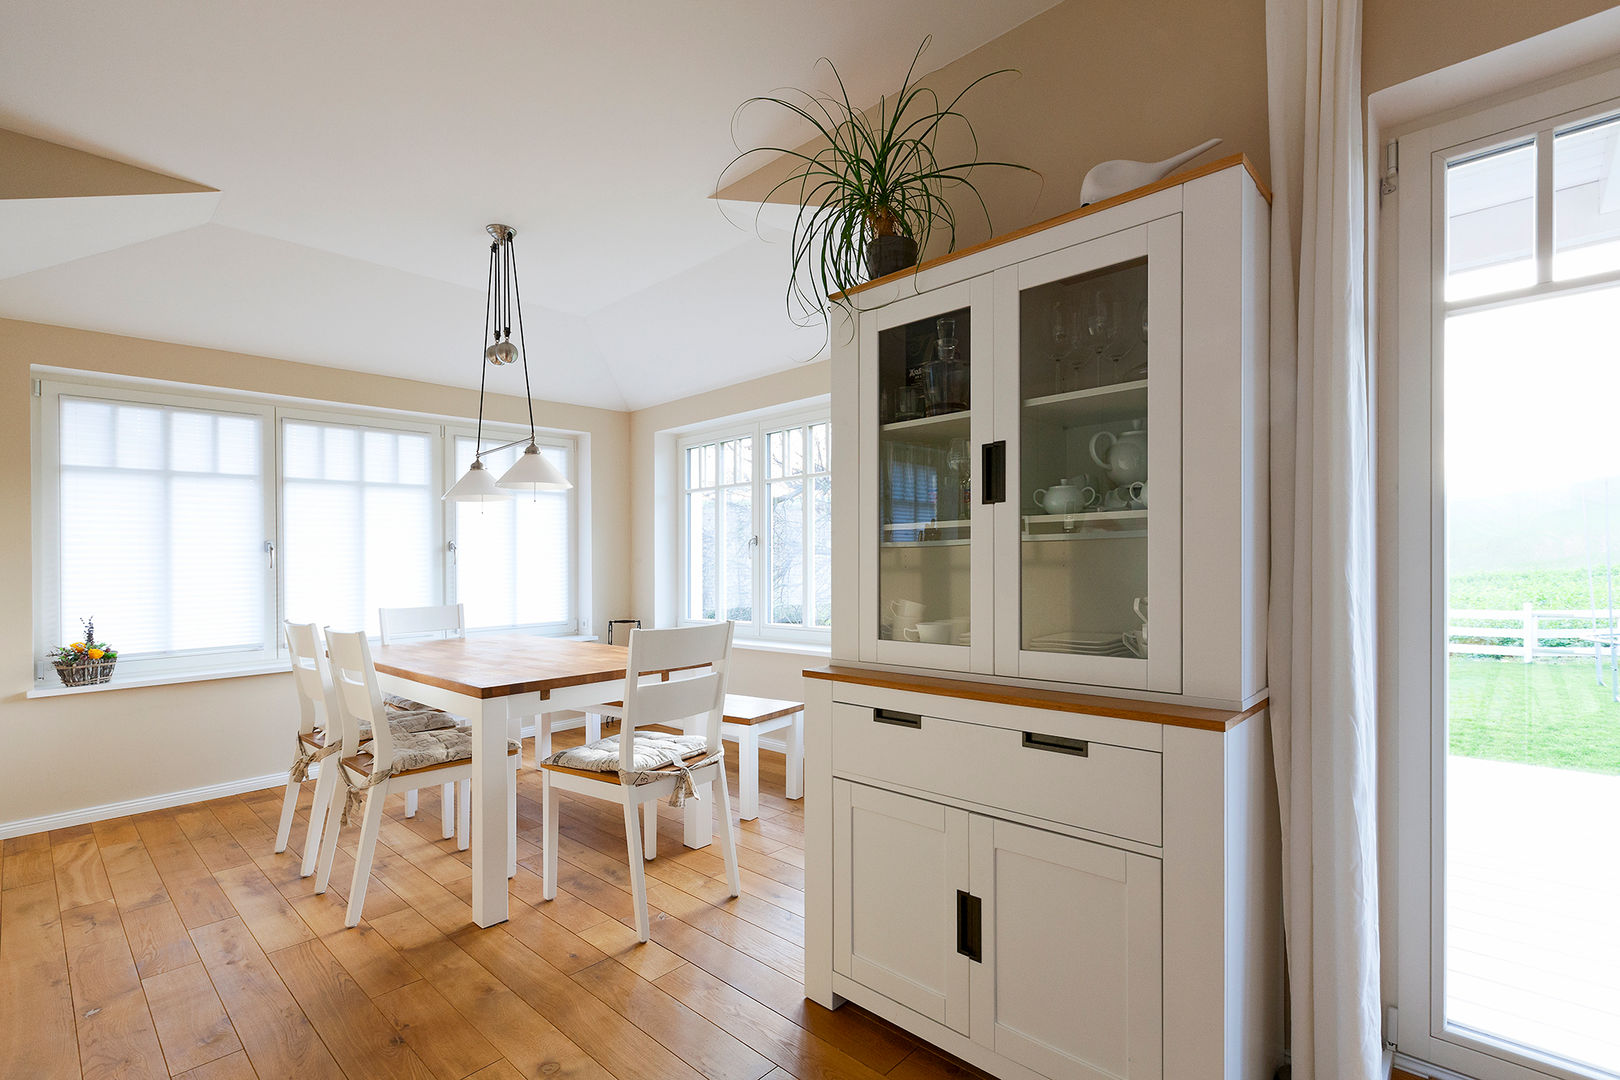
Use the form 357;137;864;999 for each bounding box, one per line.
539;732;711;784
343;729;520;779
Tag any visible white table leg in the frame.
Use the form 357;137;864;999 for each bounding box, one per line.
738;726;760;821
786;711;805;800
471;695;512;927
683;710;712;849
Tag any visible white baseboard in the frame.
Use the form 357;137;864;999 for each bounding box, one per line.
1;770;289;840
0;721;791;841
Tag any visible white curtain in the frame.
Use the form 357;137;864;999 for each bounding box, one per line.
1265;0;1382;1077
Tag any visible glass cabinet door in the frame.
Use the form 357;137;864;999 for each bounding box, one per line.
862;278;994;671
994;219;1181;691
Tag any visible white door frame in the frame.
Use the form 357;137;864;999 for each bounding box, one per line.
1391;65;1620;1080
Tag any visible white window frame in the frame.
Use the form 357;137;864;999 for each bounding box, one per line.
34;378;279;680
32;371;584;688
1391;65;1620;1080
444;422;580;636
677;404;832;645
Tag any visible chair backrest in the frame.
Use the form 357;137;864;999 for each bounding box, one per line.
323;627;395;768
619;622;734;771
284;620;338;736
378;604;465;645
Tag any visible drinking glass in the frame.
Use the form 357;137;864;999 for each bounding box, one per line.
1083;288;1121;385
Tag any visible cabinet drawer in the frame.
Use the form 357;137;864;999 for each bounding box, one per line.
830;702;1162;846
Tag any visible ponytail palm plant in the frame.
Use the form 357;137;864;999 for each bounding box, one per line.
725;38;1032;326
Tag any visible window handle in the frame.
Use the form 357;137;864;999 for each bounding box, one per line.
264;539;275;570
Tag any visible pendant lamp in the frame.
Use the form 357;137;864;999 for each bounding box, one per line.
443;224;574;501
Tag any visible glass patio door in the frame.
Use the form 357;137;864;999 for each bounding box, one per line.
861;277;995;672
1433;109;1620;1080
993;219;1181;691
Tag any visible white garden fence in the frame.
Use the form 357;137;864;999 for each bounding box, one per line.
1449;605;1619;661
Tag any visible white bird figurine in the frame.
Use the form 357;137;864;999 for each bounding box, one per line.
1080;138;1223;206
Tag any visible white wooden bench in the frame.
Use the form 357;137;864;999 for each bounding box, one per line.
583;693;804;820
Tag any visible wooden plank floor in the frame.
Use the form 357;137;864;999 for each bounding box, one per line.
1;728;993;1080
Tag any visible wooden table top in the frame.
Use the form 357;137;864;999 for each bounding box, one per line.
372;633;637;699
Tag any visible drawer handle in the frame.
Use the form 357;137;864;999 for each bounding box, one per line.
956;890;983;963
872;708;922;729
1022;731;1089;757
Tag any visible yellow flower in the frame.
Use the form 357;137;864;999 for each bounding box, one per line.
87;648;105;660
70;642;86;652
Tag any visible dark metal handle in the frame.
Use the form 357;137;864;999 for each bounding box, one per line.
872;708;922;729
981;441;1006;504
957;890;982;962
1022;731;1090;757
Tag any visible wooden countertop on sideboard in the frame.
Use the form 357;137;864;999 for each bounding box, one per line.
804;664;1265;733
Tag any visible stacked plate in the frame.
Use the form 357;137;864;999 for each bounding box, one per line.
1027;631;1136;657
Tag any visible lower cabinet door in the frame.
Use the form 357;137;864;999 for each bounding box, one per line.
970;817;1163;1080
833;780;972;1034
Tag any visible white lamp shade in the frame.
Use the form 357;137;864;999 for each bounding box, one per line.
443;459;508;501
497;444;572;491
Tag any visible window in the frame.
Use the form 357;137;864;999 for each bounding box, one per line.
451;435;575;632
1393;71;1620;1080
43;392;275;671
281;417;438;638
34;376;583;683
680;411;831;641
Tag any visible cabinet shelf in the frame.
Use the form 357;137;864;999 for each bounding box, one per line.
1023;379;1147;427
880;410;971;435
1023;509;1146;539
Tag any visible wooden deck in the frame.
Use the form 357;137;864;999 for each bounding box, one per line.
0;728;989;1080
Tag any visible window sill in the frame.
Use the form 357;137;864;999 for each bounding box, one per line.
731;638;832;657
27;660;290;699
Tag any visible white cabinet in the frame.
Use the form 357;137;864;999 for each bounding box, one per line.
834;779;1165;1079
834;157;1268;708
804;668;1283;1080
813;157;1281;1080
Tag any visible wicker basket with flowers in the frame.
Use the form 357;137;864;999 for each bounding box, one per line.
51;617;118;687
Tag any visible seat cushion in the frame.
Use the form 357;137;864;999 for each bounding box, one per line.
364;729;521;776
384;694;464;732
541;732;710;775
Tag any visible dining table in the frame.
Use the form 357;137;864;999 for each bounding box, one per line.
369;632;713;927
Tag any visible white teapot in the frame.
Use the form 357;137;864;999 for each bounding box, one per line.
1033;478;1095;515
1089;422;1147;486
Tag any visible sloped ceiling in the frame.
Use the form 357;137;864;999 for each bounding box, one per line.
0;1;1061;410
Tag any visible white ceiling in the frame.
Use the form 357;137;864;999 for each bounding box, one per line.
0;0;1059;411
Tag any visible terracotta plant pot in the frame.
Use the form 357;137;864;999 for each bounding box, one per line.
865;235;919;280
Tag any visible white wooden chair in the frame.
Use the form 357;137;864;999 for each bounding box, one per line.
276;621;461;875
539;622;741;941
582;694;804;819
378;603;469;822
314;627;520;927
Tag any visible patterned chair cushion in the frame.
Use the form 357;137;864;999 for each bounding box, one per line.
377;728;520;775
542;732;710;775
384;693;464;732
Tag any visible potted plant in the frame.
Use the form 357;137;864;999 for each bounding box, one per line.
725;38;1032;324
50;617;118;687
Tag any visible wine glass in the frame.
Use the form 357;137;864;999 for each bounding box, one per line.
1049;297;1073;393
1082;288;1121;386
1126;298;1150;380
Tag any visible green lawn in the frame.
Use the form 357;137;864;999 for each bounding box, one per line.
1449;656;1620;774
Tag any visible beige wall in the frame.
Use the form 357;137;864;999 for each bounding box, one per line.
718;0;1270;260
627;361;832;698
0;317;629;829
1363;0;1618;96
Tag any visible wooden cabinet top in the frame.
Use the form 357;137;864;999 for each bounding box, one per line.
804;664;1264;733
833;153;1269;300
